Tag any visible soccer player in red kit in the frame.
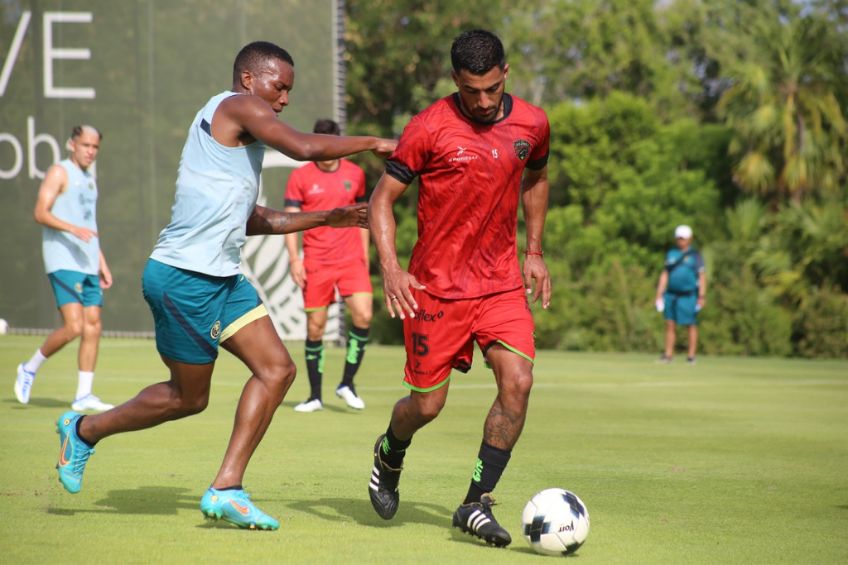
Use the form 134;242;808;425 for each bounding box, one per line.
284;119;372;412
367;29;552;547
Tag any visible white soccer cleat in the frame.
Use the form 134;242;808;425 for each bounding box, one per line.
14;364;35;404
336;385;365;410
71;394;114;412
293;398;323;413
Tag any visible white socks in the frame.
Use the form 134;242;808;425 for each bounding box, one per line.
76;371;94;400
23;349;96;400
24;349;47;374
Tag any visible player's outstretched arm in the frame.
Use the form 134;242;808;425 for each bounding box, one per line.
521;166;551;309
33;165;97;242
229;96;396;160
369;173;424;320
245;203;367;236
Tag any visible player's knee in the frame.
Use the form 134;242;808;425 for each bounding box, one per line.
258;355;296;398
306;316;327;339
354;310;372;327
169;390;209;417
182;394;209;416
306;323;326;341
83;318;102;338
278;359;297;389
502;371;533;403
414;395;446;423
65;319;84;338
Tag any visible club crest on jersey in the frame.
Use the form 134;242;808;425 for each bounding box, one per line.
514;139;531;160
344;180;352;192
210;320;221;340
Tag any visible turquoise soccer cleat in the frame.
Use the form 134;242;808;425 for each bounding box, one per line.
200;487;280;530
55;411;94;494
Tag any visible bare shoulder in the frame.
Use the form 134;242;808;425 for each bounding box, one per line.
35;164;69;203
43;163;69;187
213;93;276;145
218;93;274;122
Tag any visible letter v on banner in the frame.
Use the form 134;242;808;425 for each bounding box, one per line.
0;10;31;97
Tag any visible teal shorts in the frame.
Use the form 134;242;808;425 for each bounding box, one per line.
48;270;103;308
142;259;268;364
663;291;698;326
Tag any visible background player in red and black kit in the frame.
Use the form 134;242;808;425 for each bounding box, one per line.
284;119;372;412
367;29;552;547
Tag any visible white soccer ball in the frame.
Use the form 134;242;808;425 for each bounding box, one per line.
0;318;8;335
521;488;590;556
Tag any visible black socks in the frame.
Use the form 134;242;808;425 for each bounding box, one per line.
304;339;324;400
380;425;411;469
75;416;95;447
463;442;511;504
341;326;369;389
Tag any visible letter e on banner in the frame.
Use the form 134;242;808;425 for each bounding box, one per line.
43;12;95;99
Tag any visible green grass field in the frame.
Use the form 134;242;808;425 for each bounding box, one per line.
1;335;846;564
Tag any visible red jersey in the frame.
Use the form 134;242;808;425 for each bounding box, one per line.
386;93;550;299
284;159;367;266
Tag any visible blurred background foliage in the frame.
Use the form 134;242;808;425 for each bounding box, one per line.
343;0;847;357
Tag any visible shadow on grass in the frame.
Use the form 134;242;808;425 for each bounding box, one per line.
4;397;67;408
280;401;363;414
448;523;556;557
289;495;551;559
288;496;451;528
48;486;197;516
506;544;564;558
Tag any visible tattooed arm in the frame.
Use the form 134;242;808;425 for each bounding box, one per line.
245;203;367;236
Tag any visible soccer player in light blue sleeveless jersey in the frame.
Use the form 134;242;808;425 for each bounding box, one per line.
52;41;396;530
15;125;114;412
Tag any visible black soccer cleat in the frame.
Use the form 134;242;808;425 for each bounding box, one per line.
452;493;512;547
368;434;402;520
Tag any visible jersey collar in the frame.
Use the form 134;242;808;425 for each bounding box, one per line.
451;93;514;125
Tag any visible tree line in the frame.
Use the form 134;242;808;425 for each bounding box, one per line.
343;0;848;357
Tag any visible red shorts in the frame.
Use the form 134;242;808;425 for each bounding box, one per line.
303;257;372;310
402;286;535;391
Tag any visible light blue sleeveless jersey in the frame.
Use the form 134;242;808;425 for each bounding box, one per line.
42;159;100;275
150;91;265;276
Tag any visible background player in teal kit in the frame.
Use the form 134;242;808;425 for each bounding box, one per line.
655;224;707;363
285;119;372;413
53;41;395;531
15;125;114;412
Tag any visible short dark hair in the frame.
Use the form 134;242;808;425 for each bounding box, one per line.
450;29;505;75
71;125;102;140
232;41;294;83
313;119;340;136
